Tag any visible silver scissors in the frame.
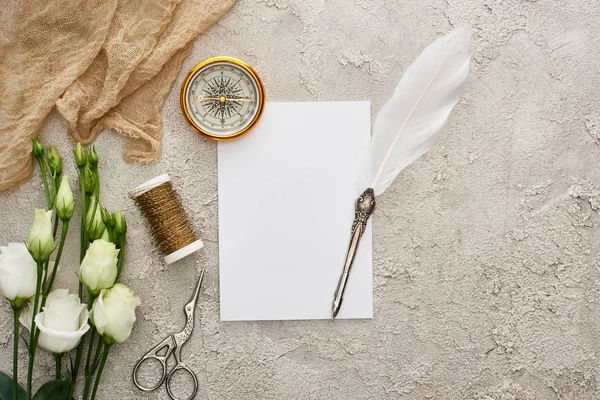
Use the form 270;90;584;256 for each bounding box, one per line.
133;269;205;400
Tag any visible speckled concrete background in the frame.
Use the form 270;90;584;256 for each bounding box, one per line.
2;0;600;398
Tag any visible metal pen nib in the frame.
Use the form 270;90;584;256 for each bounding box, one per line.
332;188;376;319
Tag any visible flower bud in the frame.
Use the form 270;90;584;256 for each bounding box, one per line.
86;198;106;241
114;211;126;235
79;239;119;296
27;209;55;263
74;143;86;168
88;146;98;167
32;138;44;160
84;165;95;194
56;175;75;221
47;145;62;176
101;208;113;228
90;283;140;344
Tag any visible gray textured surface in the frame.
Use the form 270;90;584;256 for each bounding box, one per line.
1;0;600;398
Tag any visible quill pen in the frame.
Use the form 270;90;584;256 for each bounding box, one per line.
332;26;472;319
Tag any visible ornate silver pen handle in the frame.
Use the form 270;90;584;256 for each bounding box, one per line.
332;188;376;319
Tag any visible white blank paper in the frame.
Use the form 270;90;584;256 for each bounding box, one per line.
218;101;373;321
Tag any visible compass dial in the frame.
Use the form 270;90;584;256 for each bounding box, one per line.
181;57;265;141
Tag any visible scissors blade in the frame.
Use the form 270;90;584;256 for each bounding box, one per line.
187;267;205;308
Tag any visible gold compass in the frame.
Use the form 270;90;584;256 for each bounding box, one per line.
180;56;265;141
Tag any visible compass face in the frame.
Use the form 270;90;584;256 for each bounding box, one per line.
181;58;265;140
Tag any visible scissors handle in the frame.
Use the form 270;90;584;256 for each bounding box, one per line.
165;363;199;400
132;336;173;392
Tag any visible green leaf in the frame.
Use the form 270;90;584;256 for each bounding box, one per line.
32;379;70;400
0;371;27;400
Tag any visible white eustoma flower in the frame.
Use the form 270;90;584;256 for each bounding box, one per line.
20;289;89;354
90;284;140;344
27;209;54;262
79;239;119;295
0;243;39;305
56;175;75;221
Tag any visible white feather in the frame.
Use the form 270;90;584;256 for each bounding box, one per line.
367;26;471;196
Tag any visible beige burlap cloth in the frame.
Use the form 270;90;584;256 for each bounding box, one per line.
0;0;236;192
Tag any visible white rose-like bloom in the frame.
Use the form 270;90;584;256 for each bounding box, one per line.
91;284;141;344
0;243;39;304
27;209;54;262
79;239;119;295
20;289;89;354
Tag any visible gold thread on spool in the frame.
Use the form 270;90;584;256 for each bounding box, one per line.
130;175;202;263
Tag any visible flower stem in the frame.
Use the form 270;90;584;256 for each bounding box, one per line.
42;158;58;209
79;166;88;299
91;335;104;373
26;262;44;400
82;325;97;400
83;332;103;399
73;298;96;399
79;165;88;265
12;307;20;400
34;220;70;350
43;221;69;298
51;210;59;239
116;236;126;280
70;167;88;400
68;335;85;399
51;171;59;210
85;328;97;373
38;159;52;209
45;189;59;284
90;344;111;400
54;353;63;379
